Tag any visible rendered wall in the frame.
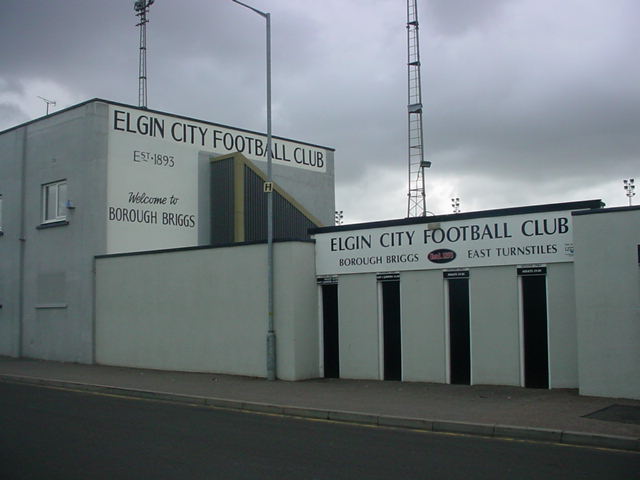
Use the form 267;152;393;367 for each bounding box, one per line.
0;128;24;357
268;150;335;228
0;102;109;362
106;104;335;255
400;270;446;382
95;241;318;381
273;243;321;379
333;263;578;387
574;208;640;399
337;273;380;379
470;264;577;387
470;266;521;386
546;262;578;388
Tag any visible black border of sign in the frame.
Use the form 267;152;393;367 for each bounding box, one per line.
517;266;547;276
377;272;400;282
443;271;470;279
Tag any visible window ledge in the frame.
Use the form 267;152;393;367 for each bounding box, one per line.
37;220;69;230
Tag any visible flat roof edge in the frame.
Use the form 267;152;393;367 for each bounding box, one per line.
572;204;640;216
95;238;315;260
0;98;101;135
0;98;335;151
310;199;604;234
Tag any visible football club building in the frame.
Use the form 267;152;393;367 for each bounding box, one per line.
0;99;637;399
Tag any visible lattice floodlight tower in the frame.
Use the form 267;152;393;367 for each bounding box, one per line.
406;0;430;217
135;0;155;109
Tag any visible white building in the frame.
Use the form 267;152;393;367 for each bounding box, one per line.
1;99;638;398
311;203;640;399
0;99;334;369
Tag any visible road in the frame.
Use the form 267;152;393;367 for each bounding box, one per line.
0;382;637;479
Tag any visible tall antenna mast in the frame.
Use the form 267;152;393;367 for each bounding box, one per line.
134;0;155;109
406;0;430;217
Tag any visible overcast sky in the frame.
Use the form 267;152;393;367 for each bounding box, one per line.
1;0;638;223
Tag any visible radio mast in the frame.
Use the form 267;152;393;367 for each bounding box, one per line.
134;0;155;109
406;0;430;217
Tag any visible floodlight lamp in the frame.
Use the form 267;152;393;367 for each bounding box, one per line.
624;178;635;191
134;0;152;12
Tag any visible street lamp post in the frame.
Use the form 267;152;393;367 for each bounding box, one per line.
231;0;276;381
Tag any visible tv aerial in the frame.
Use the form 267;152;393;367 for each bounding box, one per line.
37;96;56;115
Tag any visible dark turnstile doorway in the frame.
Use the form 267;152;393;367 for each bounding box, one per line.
321;283;339;378
380;276;401;381
519;268;549;389
446;272;471;385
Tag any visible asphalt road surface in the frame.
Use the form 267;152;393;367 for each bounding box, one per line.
0;382;638;480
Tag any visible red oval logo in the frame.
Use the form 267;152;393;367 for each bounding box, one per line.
427;249;456;264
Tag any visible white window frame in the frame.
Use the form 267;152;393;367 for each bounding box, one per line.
42;180;67;223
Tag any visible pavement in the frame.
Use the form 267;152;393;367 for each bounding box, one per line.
1;356;639;452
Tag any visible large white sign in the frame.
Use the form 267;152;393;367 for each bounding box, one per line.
313;211;576;275
106;105;330;253
111;107;327;172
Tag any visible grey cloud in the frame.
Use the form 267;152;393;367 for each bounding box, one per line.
0;103;29;130
424;0;511;35
1;0;638;220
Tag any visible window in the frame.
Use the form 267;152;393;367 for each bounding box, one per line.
42;180;67;223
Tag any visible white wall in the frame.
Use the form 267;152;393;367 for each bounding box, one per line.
273;243;321;380
0;101;109;363
574;208;640;399
547;262;578;388
335;264;579;388
400;270;446;382
95;241;318;381
471;266;521;386
0;128;24;357
337;273;380;379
